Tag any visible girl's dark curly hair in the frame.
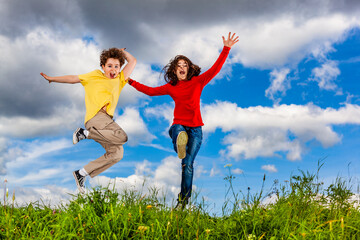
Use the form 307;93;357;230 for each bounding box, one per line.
162;55;201;86
100;48;125;67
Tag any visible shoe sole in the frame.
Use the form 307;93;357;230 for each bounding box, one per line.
176;131;188;159
73;128;80;145
73;171;85;194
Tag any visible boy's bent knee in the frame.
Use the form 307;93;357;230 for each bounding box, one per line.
114;130;128;144
113;157;122;163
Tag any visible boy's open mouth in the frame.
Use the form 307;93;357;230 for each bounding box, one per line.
110;73;116;78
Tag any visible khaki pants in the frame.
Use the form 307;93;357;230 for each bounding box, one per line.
84;110;128;178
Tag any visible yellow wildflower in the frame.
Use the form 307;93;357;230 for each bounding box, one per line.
138;226;148;232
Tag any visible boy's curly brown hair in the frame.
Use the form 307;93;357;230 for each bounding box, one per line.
100;48;125;67
162;55;201;86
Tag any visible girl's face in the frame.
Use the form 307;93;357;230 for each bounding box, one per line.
175;59;189;81
102;58;121;79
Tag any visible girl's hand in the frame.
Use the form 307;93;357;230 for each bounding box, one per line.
222;32;239;48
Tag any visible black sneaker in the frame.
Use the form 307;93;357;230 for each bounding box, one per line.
176;131;188;159
73;170;85;194
73;128;86;145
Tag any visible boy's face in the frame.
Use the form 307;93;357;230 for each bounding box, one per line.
102;58;121;79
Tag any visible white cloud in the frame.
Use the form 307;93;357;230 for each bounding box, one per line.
5;155;202;208
310;60;342;92
16;168;64;185
2;185;74;208
1;10;359;142
0;138;11;175
114;107;156;146
232;14;359;68
145;103;175;128
233;168;244;174
195;165;207;179
222;130;303;160
0;108;83;139
202;101;360;160
265;68;291;103
1;138;72;176
118;12;360;71
89;156;182;201
0;28;98;138
134;159;153;176
210;163;221;177
261;164;278;173
0;28;163;140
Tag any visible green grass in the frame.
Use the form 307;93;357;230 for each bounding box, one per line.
1;162;360;239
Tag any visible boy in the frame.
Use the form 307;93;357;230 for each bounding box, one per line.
40;47;136;193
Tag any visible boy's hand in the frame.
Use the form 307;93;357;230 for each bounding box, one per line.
222;32;239;48
40;72;52;83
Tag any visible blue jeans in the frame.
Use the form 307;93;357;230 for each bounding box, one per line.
169;124;203;200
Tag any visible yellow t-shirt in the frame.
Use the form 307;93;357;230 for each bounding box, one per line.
78;70;127;123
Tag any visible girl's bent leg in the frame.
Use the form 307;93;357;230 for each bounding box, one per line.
168;124;186;153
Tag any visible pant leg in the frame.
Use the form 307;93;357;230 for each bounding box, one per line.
179;126;202;199
84;142;123;178
84;111;128;177
168;124;186;153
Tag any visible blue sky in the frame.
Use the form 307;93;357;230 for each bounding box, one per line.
1;0;360;214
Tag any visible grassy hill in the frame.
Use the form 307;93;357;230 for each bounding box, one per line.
1;163;360;239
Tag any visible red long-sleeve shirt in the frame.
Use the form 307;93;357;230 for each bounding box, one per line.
129;46;231;127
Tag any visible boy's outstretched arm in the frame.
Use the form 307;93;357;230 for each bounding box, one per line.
40;73;80;84
120;48;137;80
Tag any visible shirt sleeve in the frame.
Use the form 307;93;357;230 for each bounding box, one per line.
118;71;126;89
198;46;230;86
128;79;168;96
78;70;101;85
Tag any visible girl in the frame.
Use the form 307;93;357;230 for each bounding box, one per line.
128;33;239;209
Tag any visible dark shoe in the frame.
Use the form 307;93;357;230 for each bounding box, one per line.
174;201;185;210
73;128;86;145
176;131;188;159
174;195;189;210
73;170;85;194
